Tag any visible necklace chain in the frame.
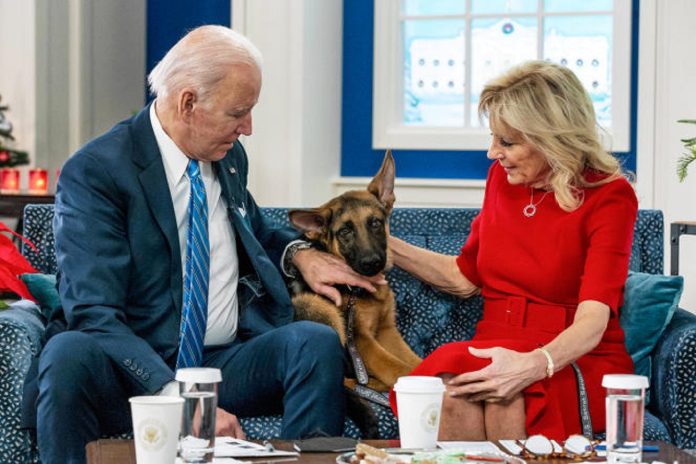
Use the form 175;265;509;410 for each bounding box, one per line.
523;188;551;218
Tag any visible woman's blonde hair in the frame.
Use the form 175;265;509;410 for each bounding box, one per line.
478;60;622;211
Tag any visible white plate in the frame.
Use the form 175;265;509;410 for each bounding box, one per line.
337;448;526;464
336;448;415;463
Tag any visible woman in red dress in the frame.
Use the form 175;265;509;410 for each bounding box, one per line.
388;61;636;441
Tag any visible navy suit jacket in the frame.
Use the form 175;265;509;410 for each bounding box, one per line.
52;104;298;395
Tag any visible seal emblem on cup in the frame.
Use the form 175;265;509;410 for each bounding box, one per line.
138;418;167;451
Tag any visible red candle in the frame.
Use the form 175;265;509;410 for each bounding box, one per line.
1;168;20;193
29;168;49;194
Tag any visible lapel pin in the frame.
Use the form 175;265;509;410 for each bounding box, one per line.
228;167;236;175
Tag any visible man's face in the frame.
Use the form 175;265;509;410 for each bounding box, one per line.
185;64;261;162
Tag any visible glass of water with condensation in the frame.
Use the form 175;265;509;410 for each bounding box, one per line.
176;368;222;463
602;374;649;464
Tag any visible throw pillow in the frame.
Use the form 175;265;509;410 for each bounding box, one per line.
20;273;60;320
619;271;683;379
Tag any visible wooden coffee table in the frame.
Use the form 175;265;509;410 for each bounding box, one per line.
86;439;696;464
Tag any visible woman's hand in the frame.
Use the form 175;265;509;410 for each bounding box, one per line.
292;248;387;306
446;347;547;402
447;301;611;403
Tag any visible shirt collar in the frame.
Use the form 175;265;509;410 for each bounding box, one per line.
150;101;190;189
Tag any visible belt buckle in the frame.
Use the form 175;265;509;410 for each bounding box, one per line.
505;296;527;327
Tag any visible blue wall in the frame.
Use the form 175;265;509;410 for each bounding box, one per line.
145;0;231;100
143;0;639;179
341;0;640;179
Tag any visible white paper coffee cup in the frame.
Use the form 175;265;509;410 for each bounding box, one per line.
394;376;445;449
129;395;184;464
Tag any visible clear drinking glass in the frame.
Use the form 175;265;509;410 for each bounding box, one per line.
602;374;649;464
176;368;222;463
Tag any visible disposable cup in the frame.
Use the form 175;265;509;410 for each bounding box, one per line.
394;376;445;449
129;395;184;464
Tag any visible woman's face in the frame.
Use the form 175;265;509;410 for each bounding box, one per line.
486;124;551;187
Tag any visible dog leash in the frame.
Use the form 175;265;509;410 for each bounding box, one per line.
345;292;390;408
570;361;594;438
346;292;369;385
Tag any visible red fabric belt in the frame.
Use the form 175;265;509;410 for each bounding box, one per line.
483;297;576;333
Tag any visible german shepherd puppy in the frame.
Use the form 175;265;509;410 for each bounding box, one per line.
288;151;422;393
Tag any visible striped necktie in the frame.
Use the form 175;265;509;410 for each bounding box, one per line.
176;159;210;369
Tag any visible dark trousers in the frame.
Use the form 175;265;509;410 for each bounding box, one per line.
36;321;345;464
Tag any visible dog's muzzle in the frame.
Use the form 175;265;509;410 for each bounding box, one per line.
355;254;386;276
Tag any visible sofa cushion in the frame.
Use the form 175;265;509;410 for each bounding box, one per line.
240;415;364;440
20;273;59;320
0;301;45;462
620;271;683;379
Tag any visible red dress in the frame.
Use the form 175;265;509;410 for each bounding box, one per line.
390;162;637;440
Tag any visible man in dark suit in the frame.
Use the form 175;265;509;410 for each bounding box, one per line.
36;26;382;463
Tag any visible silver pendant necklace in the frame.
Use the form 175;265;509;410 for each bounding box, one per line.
523;188;551;218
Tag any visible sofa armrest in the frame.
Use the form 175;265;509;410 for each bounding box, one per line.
0;302;45;463
649;307;696;448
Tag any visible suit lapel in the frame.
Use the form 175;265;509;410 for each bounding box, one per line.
215;157;243;215
214;155;292;315
130;104;183;311
215;157;254;238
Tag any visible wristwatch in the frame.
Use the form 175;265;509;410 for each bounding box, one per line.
282;240;313;278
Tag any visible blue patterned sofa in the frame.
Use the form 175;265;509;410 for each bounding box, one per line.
1;205;695;462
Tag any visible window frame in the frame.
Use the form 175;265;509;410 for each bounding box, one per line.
372;0;632;152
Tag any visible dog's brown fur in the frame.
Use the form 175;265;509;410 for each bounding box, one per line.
288;151;421;392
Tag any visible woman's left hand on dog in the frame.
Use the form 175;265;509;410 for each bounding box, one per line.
292;248;387;306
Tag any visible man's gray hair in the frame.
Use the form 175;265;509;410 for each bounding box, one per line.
148;25;263;101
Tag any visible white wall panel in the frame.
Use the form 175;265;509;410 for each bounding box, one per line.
652;0;696;312
233;0;343;208
0;0;36;169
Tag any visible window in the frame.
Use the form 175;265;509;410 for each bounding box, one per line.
373;0;632;151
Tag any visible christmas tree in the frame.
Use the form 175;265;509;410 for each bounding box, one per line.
0;94;29;167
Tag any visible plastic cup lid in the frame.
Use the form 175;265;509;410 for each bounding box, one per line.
175;367;222;383
129;395;184;405
393;376;445;393
602;374;649;389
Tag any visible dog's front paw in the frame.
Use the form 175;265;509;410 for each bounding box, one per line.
344;386;381;439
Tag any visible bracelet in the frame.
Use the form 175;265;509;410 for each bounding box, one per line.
282;240;312;278
537;347;555;378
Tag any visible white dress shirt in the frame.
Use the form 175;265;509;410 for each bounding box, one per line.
150;103;239;346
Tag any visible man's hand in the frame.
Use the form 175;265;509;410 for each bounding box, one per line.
446;347;546;402
190;406;245;439
215;407;245;439
292;248;387;306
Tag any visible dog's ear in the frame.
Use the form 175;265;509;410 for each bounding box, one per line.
288;208;330;240
367;149;396;212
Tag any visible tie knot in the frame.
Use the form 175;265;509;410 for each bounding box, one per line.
187;159;201;180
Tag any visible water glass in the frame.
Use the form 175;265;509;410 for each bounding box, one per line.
176;368;222;463
603;374;649;464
